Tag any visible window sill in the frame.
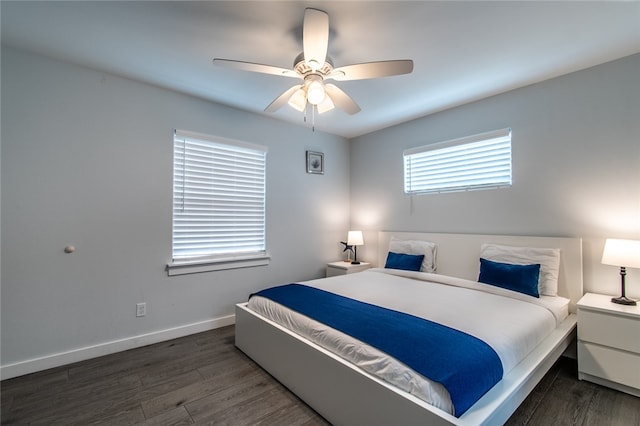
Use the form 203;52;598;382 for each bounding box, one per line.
166;253;271;276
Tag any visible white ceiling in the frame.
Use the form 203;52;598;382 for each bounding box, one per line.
2;1;639;138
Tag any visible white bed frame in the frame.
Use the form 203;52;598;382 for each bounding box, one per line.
236;232;583;425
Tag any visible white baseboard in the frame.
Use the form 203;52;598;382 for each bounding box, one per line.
1;314;235;380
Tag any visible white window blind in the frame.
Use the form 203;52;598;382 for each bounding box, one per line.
172;130;267;263
404;128;512;194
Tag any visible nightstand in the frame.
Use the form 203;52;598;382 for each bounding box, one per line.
326;261;371;277
577;292;640;397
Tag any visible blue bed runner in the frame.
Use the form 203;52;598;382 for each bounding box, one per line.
251;284;503;417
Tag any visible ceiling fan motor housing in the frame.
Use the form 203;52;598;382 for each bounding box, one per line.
294;52;334;77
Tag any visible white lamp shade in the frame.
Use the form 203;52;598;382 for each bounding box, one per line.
601;238;640;268
287;88;307;112
316;94;335;114
306;81;325;105
347;231;364;246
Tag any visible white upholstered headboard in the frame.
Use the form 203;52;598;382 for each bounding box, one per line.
378;232;584;313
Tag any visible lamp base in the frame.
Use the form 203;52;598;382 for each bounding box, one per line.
351;261;361;265
611;296;637;306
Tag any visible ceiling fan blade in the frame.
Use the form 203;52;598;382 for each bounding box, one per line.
329;60;414;81
213;58;299;78
264;85;302;112
303;8;329;70
324;84;361;115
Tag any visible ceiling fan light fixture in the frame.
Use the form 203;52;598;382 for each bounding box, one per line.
307;80;325;105
317;94;335;114
288;88;307;112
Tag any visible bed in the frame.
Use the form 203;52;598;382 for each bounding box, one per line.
235;232;583;425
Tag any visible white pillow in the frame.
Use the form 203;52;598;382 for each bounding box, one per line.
479;243;560;296
389;237;437;273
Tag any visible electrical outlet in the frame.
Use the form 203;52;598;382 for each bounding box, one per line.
136;302;146;317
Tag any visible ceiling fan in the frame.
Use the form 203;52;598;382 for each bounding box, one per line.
213;8;413;116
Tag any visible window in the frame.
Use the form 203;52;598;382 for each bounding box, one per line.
168;130;268;276
403;128;511;195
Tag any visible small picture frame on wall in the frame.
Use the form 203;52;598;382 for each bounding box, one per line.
306;151;324;174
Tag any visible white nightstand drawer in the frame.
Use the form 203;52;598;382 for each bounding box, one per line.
578;309;640;353
578;341;640;390
326;261;371;277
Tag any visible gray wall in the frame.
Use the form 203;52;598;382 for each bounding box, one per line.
2;46;639;378
350;54;640;298
1;47;350;376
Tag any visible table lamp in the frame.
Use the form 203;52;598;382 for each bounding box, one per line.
601;238;640;305
347;231;364;265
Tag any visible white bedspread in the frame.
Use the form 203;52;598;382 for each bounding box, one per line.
248;268;569;415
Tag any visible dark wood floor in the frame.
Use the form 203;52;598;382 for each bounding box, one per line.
2;325;639;425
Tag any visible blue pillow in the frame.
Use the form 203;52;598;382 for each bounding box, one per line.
478;258;541;298
385;251;425;272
